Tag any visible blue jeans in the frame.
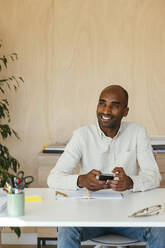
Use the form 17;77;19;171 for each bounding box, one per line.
57;226;165;248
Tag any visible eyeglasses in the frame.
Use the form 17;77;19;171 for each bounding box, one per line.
129;204;165;217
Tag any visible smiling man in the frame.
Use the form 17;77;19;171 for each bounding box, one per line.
97;85;129;133
48;85;164;248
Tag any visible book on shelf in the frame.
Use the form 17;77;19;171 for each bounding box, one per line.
42;143;66;154
150;136;165;153
152;146;165;153
42;137;165;154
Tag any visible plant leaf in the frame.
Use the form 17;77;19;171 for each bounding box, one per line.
10;227;21;237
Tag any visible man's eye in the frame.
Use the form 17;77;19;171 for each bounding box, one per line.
99;101;105;106
112;104;120;109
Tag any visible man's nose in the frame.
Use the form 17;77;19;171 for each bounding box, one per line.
103;105;112;114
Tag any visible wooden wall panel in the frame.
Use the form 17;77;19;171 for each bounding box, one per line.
0;0;165;185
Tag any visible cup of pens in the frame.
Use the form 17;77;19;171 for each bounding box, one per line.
5;171;34;217
7;192;25;217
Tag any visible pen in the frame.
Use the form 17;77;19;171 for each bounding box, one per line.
56;191;68;197
86;189;91;197
3;187;8;194
5;182;12;194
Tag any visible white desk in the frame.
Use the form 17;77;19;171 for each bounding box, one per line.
0;188;165;228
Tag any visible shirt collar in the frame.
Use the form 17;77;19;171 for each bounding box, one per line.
96;120;124;140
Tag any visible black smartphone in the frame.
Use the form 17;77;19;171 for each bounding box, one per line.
99;173;114;181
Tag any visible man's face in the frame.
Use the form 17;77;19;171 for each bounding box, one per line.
96;88;129;130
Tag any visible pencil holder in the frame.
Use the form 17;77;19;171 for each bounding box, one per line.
7;192;24;217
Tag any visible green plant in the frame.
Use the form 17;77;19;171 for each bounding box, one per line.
0;40;24;237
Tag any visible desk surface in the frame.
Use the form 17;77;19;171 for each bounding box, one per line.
0;188;165;227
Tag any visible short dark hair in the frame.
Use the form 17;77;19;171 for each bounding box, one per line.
102;84;129;107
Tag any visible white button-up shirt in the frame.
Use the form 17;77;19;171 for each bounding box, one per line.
47;122;161;191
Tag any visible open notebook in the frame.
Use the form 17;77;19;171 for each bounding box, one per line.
55;188;123;200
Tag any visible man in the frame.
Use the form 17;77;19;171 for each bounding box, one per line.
48;85;164;248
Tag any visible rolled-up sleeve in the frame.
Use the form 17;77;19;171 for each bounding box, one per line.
130;126;161;192
47;131;82;190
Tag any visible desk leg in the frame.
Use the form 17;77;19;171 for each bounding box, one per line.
37;237;41;248
0;228;2;248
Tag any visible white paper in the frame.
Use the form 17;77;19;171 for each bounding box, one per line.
150;136;165;145
0;189;7;213
55;188;123;200
151;141;165;145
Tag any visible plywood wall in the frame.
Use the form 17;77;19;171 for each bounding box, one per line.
0;0;165;185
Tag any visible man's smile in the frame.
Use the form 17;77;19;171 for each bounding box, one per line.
99;114;114;121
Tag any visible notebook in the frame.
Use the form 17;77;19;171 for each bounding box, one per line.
55;188;123;200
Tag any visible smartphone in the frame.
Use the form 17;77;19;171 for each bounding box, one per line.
98;173;114;181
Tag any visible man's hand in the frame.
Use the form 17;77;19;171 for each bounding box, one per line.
77;169;108;191
107;167;133;191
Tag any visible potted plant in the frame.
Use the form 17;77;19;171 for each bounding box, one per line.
0;40;24;237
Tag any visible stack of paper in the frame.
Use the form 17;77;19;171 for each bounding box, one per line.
42;143;66;154
55;188;123;200
0;190;7;213
150;136;165;153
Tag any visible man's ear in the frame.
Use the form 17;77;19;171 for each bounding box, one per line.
123;107;129;117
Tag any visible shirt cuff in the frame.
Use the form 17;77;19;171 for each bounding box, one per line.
129;175;143;192
66;174;79;190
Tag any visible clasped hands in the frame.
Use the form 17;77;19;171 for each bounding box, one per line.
77;167;133;191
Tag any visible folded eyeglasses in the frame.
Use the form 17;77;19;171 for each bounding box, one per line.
129;203;165;217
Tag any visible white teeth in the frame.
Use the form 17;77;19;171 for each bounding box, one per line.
102;116;111;120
